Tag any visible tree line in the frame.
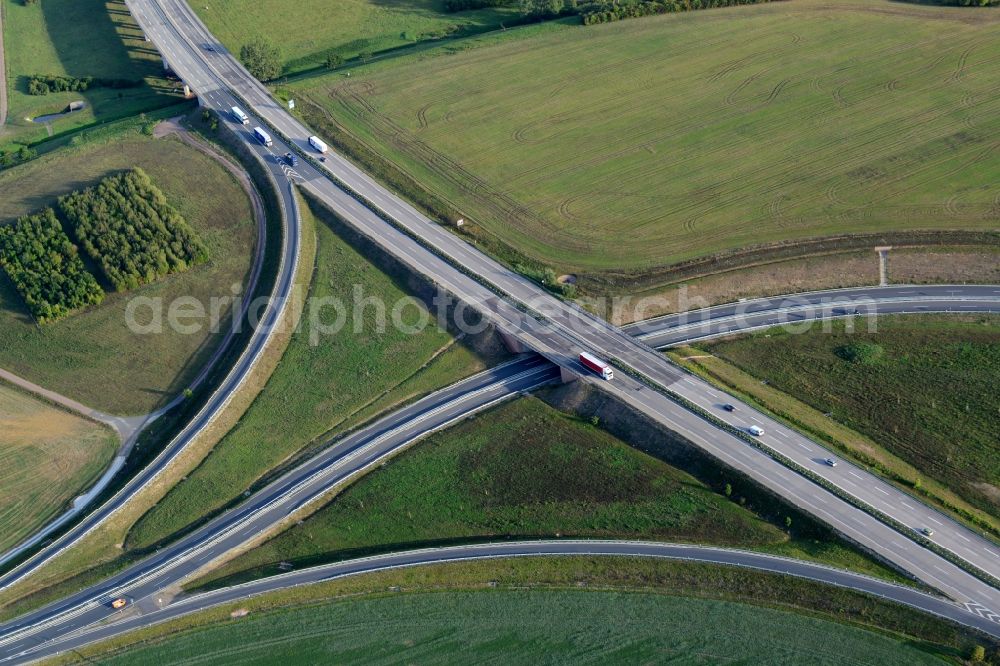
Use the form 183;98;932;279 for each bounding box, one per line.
443;0;777;23
0;209;104;323
58;168;209;291
27;74;142;96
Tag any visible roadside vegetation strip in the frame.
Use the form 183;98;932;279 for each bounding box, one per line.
50;557;998;664
699;316;1000;528
289;0;1000;279
606;358;1000;591
194;395;894;591
0;383;118;555
0;208;104;322
668;340;1000;542
123;192;485;550
0;125;256;416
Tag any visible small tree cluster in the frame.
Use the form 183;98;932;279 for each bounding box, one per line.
58;168;209;291
0;209;104;323
240;38;282;81
0;145;37;171
26;74;141;96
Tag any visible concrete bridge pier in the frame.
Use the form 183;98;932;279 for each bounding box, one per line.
560;366;579;384
498;330;526;355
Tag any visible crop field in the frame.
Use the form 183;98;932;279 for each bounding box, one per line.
200;396;892;588
292;0;1000;277
0;382;118;553
0;129;255;415
124;196;488;548
194;0;519;76
90;590;948;665
701;316;1000;518
1;0;177;148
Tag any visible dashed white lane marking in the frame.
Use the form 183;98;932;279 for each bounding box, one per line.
849;471;863;480
875;487;890;496
928;516;943;525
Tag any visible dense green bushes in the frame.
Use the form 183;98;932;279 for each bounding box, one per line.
26;74;142;96
579;0;775;25
0;146;37;171
444;0;510;11
59;168;208;290
0;209;105;323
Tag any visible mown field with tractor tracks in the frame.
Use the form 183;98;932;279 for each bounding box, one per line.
289;0;1000;281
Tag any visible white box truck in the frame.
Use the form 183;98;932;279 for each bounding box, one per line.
231;106;249;125
308;135;328;153
253;127;272;147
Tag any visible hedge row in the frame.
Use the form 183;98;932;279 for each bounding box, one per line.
443;0;509;11
27;74;142;96
0;209;105;323
580;0;774;25
59;168;209;291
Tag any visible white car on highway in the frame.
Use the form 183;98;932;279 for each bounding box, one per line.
748;425;764;437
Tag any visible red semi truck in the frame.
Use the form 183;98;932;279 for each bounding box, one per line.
579;352;613;380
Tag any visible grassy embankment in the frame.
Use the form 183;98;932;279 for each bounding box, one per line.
123;194;502;550
0;383;118;553
0;127;256;416
196;396;897;590
673;316;1000;528
287;0;1000;291
70;590;959;665
1;0;179;150
56;557;999;665
193;0;521;76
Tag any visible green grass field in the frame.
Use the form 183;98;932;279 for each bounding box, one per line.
88;590;949;665
198;396;892;588
0;382;118;553
194;0;519;76
701;316;1000;518
124;195;491;548
1;0;178;149
0;128;256;415
290;0;1000;278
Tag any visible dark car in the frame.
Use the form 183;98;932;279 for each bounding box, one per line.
285;152;298;166
722;404;735;412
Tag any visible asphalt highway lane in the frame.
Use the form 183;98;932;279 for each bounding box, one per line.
0;358;559;662
11;541;1000;663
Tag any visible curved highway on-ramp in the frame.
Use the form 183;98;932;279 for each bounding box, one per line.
9;540;1000;663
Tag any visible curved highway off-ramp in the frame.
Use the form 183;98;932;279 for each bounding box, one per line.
0;357;560;662
626;284;1000;348
7;540;1000;664
0;169;301;591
